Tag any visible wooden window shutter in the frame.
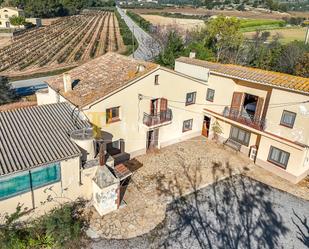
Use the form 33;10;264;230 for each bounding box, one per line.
254;97;264;120
160;98;168;112
231;92;244;112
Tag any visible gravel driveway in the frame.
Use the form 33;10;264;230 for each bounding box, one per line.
90;175;309;249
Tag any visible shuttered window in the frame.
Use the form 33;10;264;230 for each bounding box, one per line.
0;163;61;200
268;146;290;169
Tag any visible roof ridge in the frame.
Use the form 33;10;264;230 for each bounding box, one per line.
176;57;309;93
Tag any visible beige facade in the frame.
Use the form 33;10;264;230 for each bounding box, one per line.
0;7;24;28
175;59;309;183
38;68;208;157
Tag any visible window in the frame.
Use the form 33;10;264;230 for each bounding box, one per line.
206;88;215;102
280;110;296;128
186;92;196;106
106;107;120;124
268;146;290;169
154;75;159;85
0;163;61;200
183;119;193;132
229;126;251;146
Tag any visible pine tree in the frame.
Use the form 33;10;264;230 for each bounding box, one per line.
0;76;16;105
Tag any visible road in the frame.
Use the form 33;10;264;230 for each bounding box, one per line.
90;175;309;249
117;6;161;61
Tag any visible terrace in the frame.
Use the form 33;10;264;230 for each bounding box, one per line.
87;136;309;241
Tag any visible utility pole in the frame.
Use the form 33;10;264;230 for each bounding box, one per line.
132;25;135;58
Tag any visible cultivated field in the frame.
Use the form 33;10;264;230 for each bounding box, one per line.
133;7;291;20
245;27;307;43
0;11;125;76
0;37;11;49
141;14;204;31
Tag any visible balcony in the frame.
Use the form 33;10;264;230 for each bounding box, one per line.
143;109;172;127
223;107;265;131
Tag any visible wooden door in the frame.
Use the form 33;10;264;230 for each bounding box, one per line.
202;116;211;137
254;97;264;120
160;98;168;121
231;92;244;111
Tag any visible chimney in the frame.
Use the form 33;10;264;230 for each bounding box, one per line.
63;73;72;93
99;143;105;167
189;52;196;59
136;64;146;73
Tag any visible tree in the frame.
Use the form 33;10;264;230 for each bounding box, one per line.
211;120;223;142
156;31;184;68
9;15;25;28
295;53;309;77
0;76;16;105
275;41;309;75
202;15;244;62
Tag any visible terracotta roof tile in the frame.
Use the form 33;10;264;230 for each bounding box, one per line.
46;53;158;107
176;57;309;94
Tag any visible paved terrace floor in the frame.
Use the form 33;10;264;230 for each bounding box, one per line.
86;136;309;240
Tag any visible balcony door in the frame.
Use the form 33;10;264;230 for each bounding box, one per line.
230;92;264;121
150;99;159;115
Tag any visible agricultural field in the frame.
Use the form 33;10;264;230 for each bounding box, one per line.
132;7;291;20
141;14;204;31
0;11;125;76
245;27;307;44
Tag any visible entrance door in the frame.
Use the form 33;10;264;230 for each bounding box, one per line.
147;129;159;150
202;116;211;137
5;22;10;28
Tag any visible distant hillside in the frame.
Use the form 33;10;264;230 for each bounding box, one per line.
157;0;309;12
0;0;115;18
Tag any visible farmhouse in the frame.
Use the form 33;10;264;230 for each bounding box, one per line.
2;52;308;217
37;52;309;184
0;7;24;28
175;56;309;183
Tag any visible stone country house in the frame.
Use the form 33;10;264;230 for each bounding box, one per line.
0;52;308;217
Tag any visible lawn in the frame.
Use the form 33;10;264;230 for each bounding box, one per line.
240;19;286;32
91;175;309;249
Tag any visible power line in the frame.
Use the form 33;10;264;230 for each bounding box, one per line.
140;94;309;108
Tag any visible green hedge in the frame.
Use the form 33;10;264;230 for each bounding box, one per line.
115;10;138;55
127;11;152;32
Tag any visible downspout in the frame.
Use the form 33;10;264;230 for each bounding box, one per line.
29;169;35;210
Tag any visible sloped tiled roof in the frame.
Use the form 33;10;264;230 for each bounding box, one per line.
46;53;158;107
176;57;309;94
0;102;90;176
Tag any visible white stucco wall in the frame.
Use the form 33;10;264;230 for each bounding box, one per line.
82;68;208;156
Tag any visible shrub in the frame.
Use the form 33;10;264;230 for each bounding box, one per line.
0;201;87;249
127;11;152;32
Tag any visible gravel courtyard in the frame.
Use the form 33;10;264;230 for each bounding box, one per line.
90;175;309;249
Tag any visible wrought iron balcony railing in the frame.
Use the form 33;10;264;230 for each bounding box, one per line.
223;107;265;130
143;109;172;127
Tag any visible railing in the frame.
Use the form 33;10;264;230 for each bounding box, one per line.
143;109;172;127
223;107;265;130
